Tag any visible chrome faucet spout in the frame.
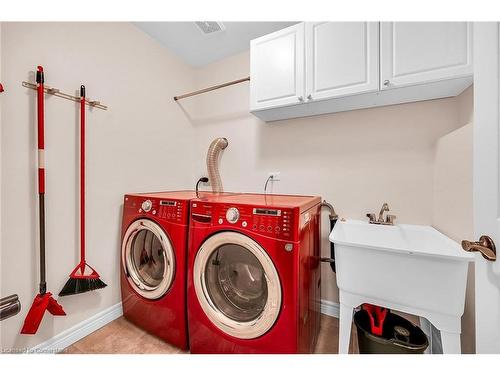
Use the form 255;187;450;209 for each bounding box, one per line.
378;203;389;222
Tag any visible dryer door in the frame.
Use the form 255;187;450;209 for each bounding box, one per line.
193;231;281;339
122;219;175;300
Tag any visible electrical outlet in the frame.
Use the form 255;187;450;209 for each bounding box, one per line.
268;172;281;181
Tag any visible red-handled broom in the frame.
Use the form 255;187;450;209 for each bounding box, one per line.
21;66;66;335
59;85;106;296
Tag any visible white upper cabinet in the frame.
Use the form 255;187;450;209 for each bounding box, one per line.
380;22;473;90
250;23;305;110
250;22;473;121
305;22;379;100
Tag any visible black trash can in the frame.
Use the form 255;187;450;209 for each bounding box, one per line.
354;309;429;354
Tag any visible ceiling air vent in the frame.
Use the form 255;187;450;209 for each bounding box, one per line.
195;21;226;35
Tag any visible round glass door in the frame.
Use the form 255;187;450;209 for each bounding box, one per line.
122;219;175;300
193;232;281;339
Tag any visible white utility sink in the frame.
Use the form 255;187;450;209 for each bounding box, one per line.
330;219;474;354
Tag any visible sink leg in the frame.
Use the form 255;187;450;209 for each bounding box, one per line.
440;330;461;354
339;303;353;354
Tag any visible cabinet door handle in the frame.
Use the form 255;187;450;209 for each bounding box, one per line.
462;235;496;261
307;94;313;101
383;80;390;86
298;96;304;102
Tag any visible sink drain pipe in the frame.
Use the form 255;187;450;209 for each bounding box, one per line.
320;200;338;272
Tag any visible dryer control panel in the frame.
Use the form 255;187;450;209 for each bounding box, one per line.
191;202;297;240
124;195;188;224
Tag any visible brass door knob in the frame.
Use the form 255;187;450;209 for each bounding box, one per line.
462;235;496;261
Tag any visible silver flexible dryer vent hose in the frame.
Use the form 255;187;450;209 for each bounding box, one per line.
206;137;228;193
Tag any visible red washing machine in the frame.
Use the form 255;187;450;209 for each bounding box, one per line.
121;191;229;350
187;193;321;353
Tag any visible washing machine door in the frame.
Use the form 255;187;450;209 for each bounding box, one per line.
193;231;281;339
122;219;175;300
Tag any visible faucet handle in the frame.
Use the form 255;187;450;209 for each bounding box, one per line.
386;215;396;225
366;213;376;222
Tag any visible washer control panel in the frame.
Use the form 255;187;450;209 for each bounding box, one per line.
190;201;297;240
250;207;294;239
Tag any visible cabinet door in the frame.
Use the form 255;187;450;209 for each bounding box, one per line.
250;23;305;111
305;22;379;101
380;22;472;90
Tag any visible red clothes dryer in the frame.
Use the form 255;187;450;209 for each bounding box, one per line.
187;193;321;353
120;191;215;350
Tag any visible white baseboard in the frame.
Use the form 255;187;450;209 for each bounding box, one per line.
320;299;340;318
29;302;123;353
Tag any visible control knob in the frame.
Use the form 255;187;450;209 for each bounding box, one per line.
141;200;153;213
226;207;240;224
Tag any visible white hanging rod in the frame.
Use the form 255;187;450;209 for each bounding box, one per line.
22;81;108;110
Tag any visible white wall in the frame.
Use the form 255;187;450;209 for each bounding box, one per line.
433;86;473;244
0;22;195;350
433;86;474;353
187;51;470;304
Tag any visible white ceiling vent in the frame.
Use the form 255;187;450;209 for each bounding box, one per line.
195;21;226;35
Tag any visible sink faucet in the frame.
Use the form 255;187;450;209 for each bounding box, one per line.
367;203;396;225
378;203;389;222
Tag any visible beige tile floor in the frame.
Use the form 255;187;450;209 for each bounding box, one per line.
63;314;359;354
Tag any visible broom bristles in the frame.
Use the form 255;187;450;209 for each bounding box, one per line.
58;277;107;297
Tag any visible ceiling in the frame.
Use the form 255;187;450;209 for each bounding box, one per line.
134;22;297;67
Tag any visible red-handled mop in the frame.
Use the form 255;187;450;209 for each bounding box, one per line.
59;85;106;296
21;66;66;335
